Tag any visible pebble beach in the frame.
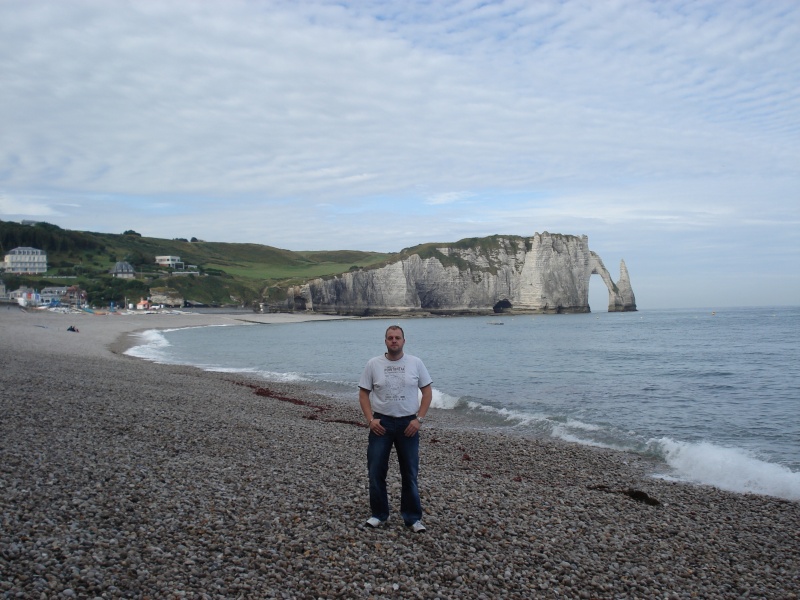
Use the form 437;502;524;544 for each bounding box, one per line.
1;308;798;599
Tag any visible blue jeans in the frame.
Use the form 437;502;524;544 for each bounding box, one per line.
367;413;421;525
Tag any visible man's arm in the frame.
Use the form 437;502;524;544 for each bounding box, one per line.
418;384;432;419
360;387;385;435
405;383;432;437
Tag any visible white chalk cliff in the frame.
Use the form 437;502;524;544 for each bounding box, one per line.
285;232;636;315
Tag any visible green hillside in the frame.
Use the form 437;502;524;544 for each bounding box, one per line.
0;220;390;307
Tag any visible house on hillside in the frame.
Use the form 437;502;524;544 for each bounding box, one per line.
4;247;48;274
110;261;136;279
155;256;184;270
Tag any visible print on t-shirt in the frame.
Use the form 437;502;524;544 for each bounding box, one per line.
384;364;406;404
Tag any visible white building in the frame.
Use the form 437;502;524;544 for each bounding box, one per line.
154;255;184;270
4;247;48;274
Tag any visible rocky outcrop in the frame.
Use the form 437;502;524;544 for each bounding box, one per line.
286;232;636;315
149;287;185;308
589;254;637;313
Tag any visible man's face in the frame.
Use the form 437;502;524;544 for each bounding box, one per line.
385;329;405;354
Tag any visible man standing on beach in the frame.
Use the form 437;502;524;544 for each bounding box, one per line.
359;325;432;533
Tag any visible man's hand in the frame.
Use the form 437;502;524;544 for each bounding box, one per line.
370;418;386;436
404;418;421;437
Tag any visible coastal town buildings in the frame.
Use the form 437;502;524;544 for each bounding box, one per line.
40;286;69;305
4;285;89;309
64;286;87;309
9;286;41;306
3;247;47;274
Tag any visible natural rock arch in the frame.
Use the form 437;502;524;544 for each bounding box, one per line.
588;253;636;312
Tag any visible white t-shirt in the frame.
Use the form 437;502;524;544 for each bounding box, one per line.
359;353;433;417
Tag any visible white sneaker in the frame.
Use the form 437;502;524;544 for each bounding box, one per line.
365;517;386;528
410;520;426;533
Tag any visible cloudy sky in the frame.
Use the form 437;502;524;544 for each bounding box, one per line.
1;0;798;309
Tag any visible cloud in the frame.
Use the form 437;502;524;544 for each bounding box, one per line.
3;0;796;202
0;193;64;217
425;192;474;205
0;0;798;306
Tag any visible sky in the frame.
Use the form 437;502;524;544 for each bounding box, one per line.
1;0;798;309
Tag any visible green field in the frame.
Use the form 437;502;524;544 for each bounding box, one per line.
0;220;390;306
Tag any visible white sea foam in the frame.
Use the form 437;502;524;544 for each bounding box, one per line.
124;330;172;361
257;370;310;383
561;419;603;432
550;423;625;450
430;387;460;409
652;438;800;501
551;428;618;449
447;394;800;501
461;400;538;423
441;395;606;433
124;325;235;363
202;366;309;383
161;323;236;333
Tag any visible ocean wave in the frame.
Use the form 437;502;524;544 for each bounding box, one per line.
203;366;310;383
124;325;236;363
550;427;626;451
434;393;800;501
124;330;173;362
204;366;260;374
430;387;460;410
651;438;800;501
256;370;310;383
161;323;237;333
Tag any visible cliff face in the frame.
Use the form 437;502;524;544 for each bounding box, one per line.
286;232;636;315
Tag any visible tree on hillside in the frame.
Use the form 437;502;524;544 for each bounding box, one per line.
124;251;153;268
0;220;101;253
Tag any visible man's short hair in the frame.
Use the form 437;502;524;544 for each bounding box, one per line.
385;325;405;339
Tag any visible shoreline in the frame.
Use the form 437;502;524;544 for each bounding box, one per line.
2;307;798;597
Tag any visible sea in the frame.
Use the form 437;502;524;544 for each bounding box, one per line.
126;306;800;502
